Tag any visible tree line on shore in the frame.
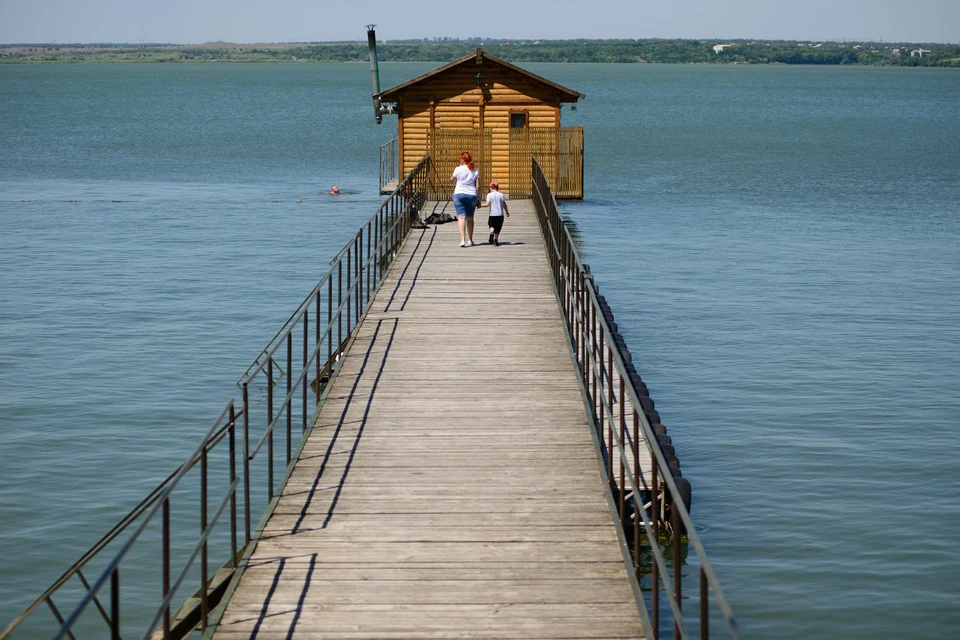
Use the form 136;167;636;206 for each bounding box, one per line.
2;39;958;66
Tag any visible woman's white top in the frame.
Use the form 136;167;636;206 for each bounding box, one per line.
452;165;479;196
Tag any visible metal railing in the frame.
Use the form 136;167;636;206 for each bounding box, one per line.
532;158;741;640
234;151;429;544
1;403;242;640
379;138;397;191
1;154;432;640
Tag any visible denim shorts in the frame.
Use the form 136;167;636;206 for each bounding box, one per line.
453;193;478;218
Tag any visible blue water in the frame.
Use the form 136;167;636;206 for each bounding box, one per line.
2;62;959;638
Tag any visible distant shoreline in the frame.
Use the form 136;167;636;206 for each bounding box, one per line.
2;39;958;66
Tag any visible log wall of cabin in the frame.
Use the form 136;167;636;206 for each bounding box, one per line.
395;62;563;194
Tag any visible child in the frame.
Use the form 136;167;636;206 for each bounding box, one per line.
479;181;509;246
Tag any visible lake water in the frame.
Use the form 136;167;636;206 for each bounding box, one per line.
1;62;958;638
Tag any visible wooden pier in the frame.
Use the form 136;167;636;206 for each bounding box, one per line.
211;199;645;638
2;160;739;640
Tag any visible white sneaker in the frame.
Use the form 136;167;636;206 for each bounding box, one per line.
460;241;466;247
469;240;476;246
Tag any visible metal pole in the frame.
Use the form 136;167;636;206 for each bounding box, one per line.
591;302;597;428
633;409;641;568
315;293;321;405
652;446;660;638
268;348;276;501
653;555;660;640
358;230;364;313
200;442;209;631
355;236;361;324
242;383;251;544
366;223;371;305
110;568;120;640
338;261;343;353
229;404;238;567
302;308;308;433
673;495;682;640
328;277;333;364
347;247;352;337
619;375;626;523
162;499;170;639
701;567;709;640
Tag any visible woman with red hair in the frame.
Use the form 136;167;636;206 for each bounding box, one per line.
450;151;480;247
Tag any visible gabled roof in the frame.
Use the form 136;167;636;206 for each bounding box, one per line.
378;48;584;103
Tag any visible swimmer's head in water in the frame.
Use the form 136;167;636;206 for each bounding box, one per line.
331;185;340;194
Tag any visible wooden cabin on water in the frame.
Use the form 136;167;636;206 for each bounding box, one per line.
375;48;585;200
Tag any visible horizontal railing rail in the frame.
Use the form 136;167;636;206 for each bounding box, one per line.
1;155;432;640
532;157;741;640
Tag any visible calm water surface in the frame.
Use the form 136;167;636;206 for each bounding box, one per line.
2;62;959;638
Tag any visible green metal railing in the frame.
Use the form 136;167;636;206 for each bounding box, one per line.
532;157;741;640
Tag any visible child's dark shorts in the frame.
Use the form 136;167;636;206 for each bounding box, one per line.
488;215;504;233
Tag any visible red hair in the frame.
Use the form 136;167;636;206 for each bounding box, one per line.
460;151;475;171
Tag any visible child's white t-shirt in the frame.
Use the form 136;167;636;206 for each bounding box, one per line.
486;191;506;216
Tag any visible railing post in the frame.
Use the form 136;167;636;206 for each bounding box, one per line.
701;567;709;640
652;449;661;537
229;403;238;567
673;491;682;640
338;261;343;352
633;409;641;568
242;383;251;544
200;440;209;631
590;300;598;427
580;274;587;380
162;498;170;639
328;276;333;364
302;307;308;433
653;552;660;639
346;247;352;337
651;433;660;638
366;223;372;306
355;235;361;324
605;345;613;486
315;293;321;406
619;374;626;524
110;568;120;640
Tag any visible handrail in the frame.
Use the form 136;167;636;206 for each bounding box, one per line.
1;155;432;640
532;157;741;639
0;401;242;640
0;407;242;640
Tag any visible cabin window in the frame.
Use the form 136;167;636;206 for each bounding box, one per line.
510;112;528;129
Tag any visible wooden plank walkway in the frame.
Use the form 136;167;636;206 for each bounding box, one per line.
212;200;645;639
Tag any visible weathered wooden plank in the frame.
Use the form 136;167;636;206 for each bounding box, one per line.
211;201;641;639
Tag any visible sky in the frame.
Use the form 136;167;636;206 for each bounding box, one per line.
1;0;957;45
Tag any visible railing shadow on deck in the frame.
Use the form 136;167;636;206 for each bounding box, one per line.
0;156;431;640
532;157;741;640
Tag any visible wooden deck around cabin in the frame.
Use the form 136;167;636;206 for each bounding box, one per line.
211;200;645;639
379;179;399;195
